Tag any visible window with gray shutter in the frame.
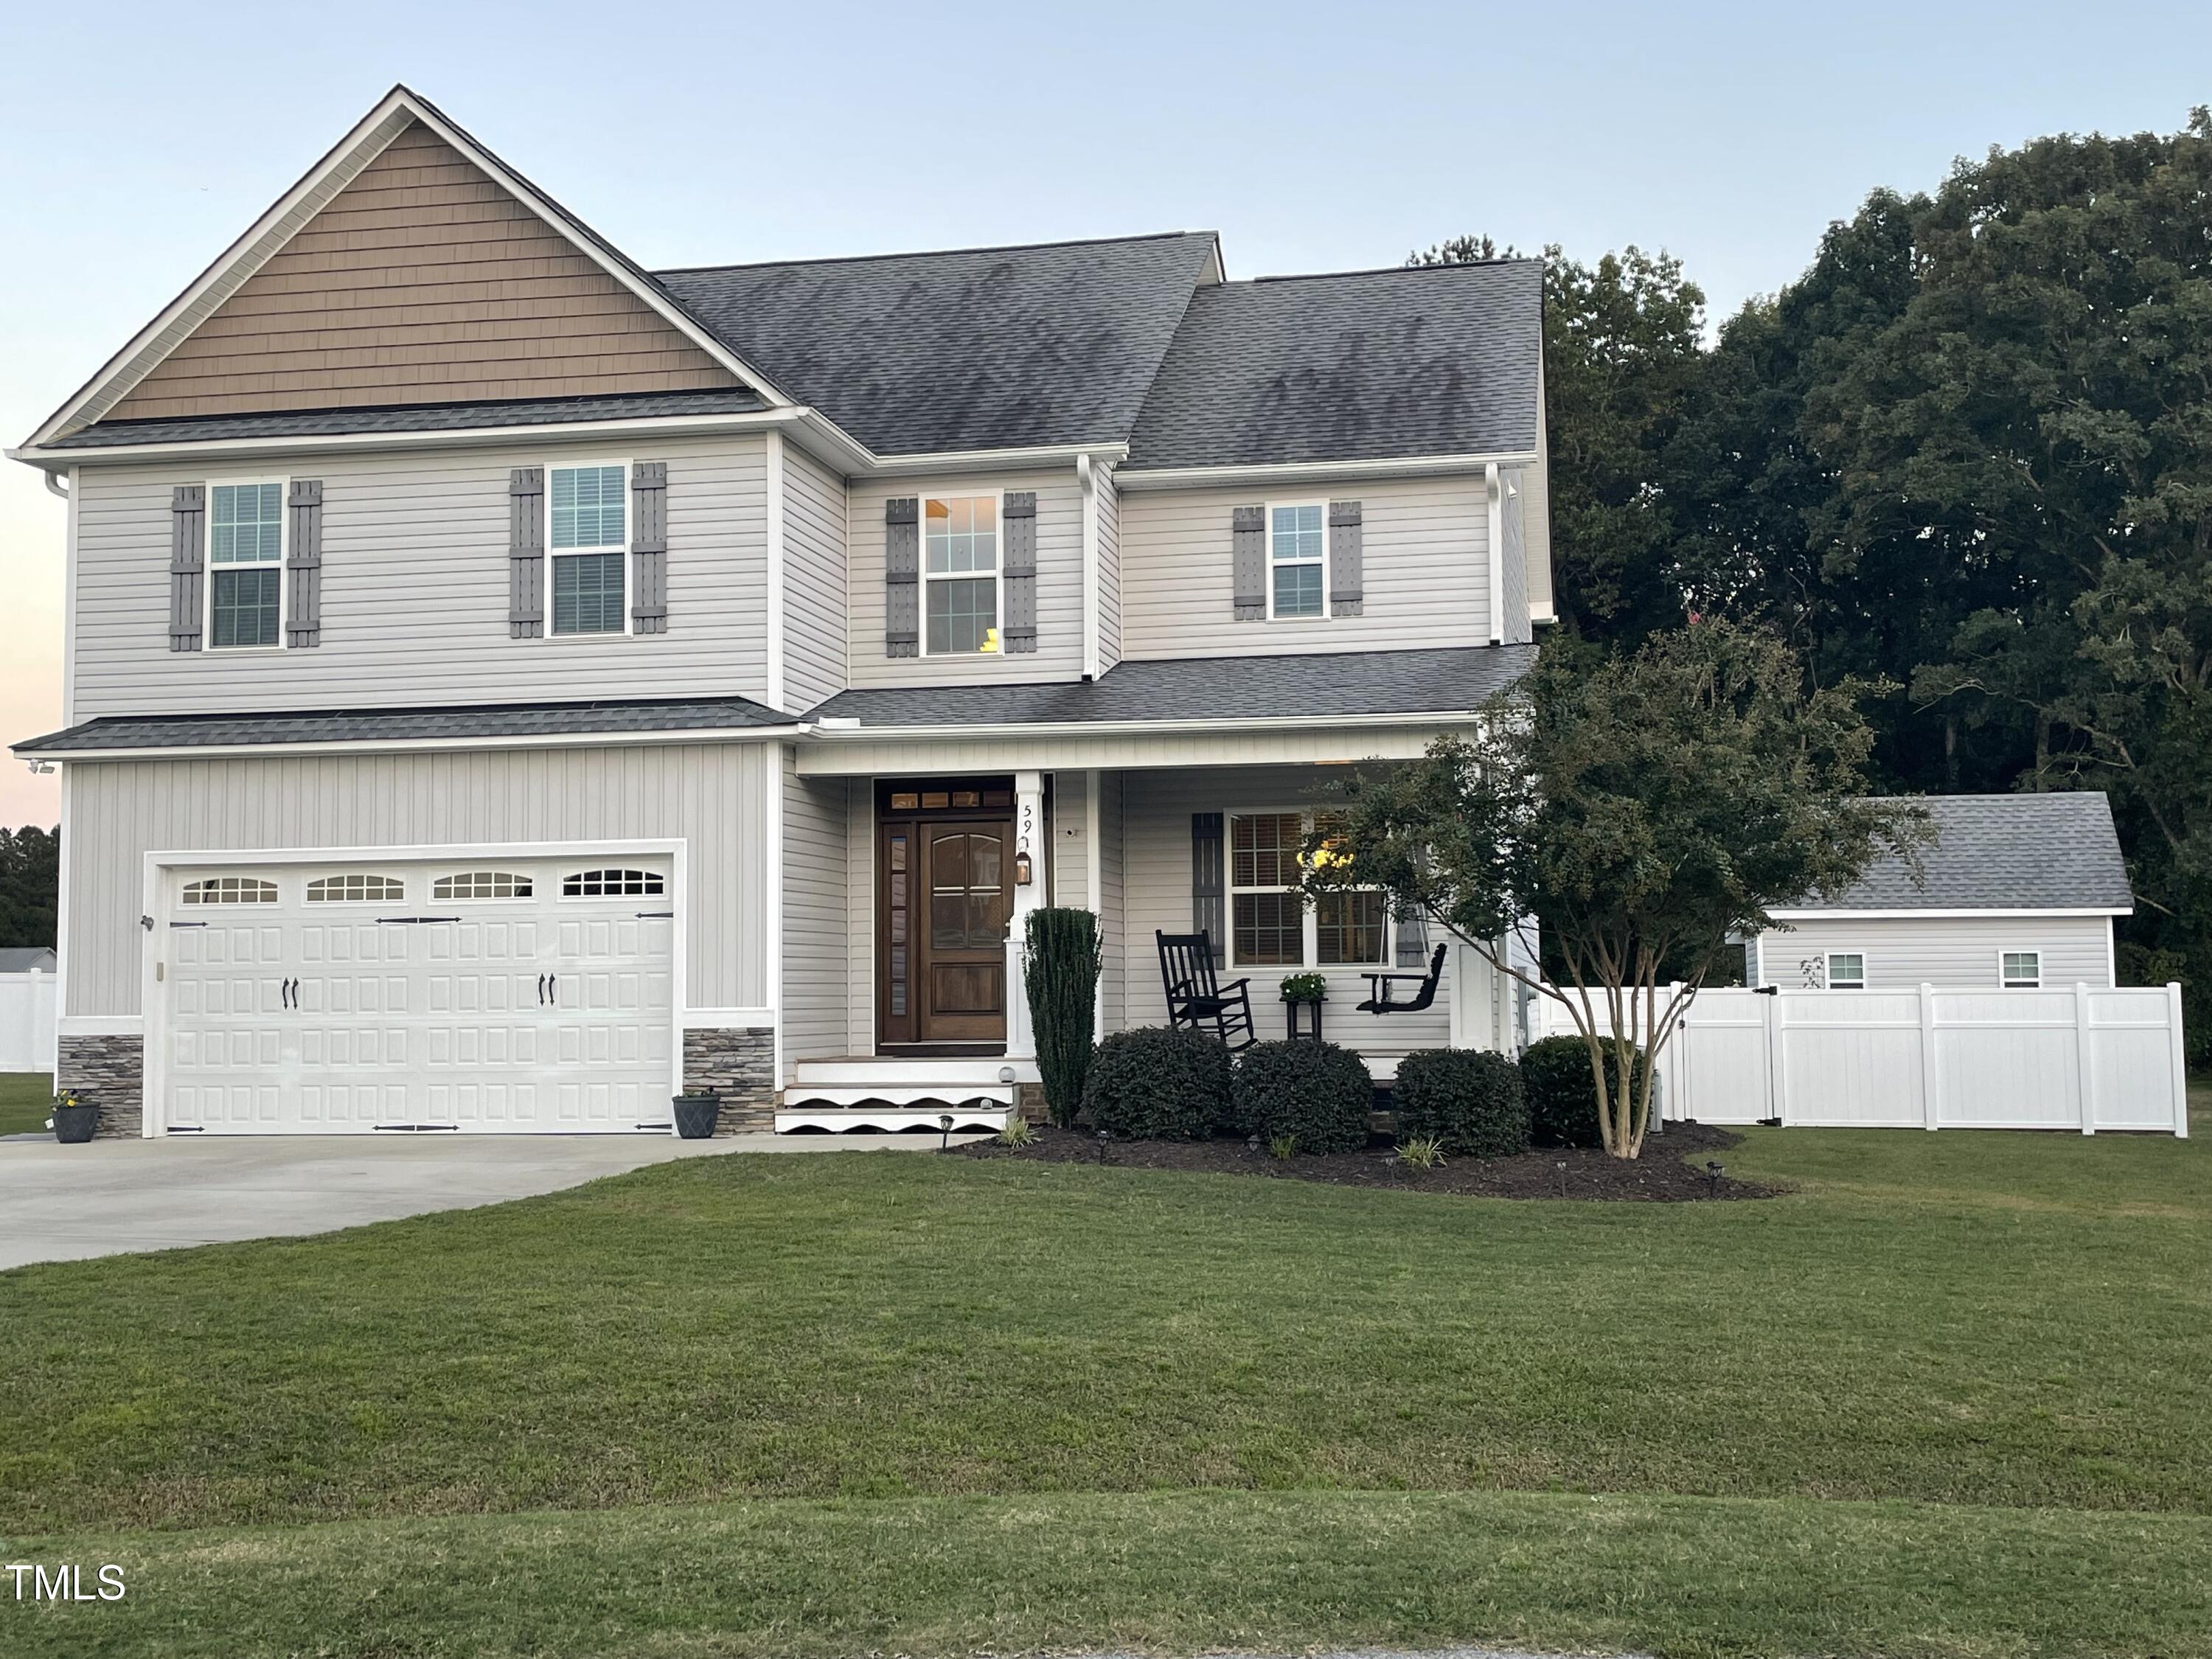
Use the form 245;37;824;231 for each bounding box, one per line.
1001;490;1037;653
1191;812;1225;965
1329;500;1364;617
1231;506;1265;621
508;467;544;639
886;497;919;657
169;485;205;653
285;479;322;647
630;461;667;635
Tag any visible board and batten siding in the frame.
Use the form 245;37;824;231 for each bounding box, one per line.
1753;914;2115;991
781;442;849;712
846;468;1083;685
1119;766;1451;1058
782;765;849;1065
63;743;777;1018
70;433;769;720
1116;475;1489;660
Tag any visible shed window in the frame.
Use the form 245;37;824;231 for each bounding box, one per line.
181;876;279;905
305;874;405;903
433;871;534;901
549;465;627;635
1826;952;1866;990
2001;950;2041;989
561;868;665;898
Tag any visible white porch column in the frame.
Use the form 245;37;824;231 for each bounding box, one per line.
1005;769;1046;1060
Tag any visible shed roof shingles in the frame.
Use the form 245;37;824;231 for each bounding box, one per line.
1807;793;2133;913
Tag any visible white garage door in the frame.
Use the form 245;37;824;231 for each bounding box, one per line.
162;855;675;1134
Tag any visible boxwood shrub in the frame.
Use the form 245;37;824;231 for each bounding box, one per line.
1081;1026;1233;1139
1233;1040;1374;1153
1391;1048;1529;1158
1520;1034;1642;1149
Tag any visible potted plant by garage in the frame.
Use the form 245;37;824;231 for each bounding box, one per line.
1280;973;1327;1043
672;1085;722;1140
50;1090;98;1144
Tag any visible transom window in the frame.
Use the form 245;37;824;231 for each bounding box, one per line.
1826;952;1868;990
1268;503;1326;619
181;876;279;905
550;465;627;636
1229;811;1388;969
209;481;284;649
433;871;534;901
561;868;664;898
924;495;1000;655
2001;950;2042;989
305;874;406;903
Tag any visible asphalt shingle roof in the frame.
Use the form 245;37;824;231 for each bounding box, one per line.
1124;260;1545;470
1809;793;2133;912
808;644;1537;728
13;693;796;754
48;389;765;448
653;232;1221;458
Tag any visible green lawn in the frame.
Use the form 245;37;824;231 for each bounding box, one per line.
0;1071;52;1136
1;1086;2206;1657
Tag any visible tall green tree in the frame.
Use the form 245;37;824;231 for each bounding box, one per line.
0;826;59;950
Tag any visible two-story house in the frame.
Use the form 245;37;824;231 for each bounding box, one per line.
10;86;1550;1138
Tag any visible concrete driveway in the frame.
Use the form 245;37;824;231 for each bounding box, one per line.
0;1132;966;1270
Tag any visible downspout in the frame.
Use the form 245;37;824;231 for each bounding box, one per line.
1078;453;1100;681
1484;461;1505;645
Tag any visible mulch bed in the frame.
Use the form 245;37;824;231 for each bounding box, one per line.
955;1119;1773;1202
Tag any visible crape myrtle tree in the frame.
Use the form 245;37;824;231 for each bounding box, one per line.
1300;622;1927;1158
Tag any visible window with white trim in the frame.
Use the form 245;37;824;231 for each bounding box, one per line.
561;868;664;898
2001;950;2041;988
305;874;405;903
549;465;627;635
1826;951;1867;990
1267;503;1326;619
181;876;279;905
433;871;534;901
923;495;1000;654
209;481;284;648
1229;811;1388;969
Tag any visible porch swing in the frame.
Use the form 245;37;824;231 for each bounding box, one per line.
1357;906;1447;1015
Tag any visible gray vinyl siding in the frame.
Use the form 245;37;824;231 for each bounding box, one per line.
1099;771;1126;1031
1519;454;1554;621
70;432;769;719
1096;467;1121;672
781;442;849;711
1751;914;2115;991
1499;466;1531;646
1119;765;1451;1058
62;742;777;1018
1052;771;1091;907
782;762;849;1065
846;467;1082;684
1116;475;1489;660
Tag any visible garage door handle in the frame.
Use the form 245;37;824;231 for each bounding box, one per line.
548;974;558;1006
537;974;546;1006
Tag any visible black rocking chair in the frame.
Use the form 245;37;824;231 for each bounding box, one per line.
1156;931;1258;1051
1357;943;1447;1015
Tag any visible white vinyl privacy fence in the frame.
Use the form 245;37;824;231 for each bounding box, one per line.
0;970;58;1074
1536;983;2189;1135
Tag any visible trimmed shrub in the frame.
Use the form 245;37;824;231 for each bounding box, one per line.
1023;908;1102;1128
1391;1048;1529;1158
1081;1026;1232;1139
1520;1034;1642;1149
1233;1040;1374;1154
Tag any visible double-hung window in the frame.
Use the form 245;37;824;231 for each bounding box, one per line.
1267;503;1326;619
550;464;628;635
1229;810;1388;969
2000;950;2041;989
209;481;284;648
923;494;1000;654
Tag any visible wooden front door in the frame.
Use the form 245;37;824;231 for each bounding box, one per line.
877;782;1017;1051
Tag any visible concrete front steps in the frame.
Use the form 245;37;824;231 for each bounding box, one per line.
775;1057;1038;1134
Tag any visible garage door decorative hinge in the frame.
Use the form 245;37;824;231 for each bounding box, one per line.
635;910;675;918
375;916;462;925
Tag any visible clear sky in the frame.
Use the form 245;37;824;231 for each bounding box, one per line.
2;0;2207;825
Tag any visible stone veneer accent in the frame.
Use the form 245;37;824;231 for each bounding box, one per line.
58;1034;145;1140
681;1026;776;1135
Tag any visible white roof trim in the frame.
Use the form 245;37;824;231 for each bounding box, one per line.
24;86;810;448
1764;907;2132;921
19;723;806;764
1116;450;1540;490
802;709;1484;742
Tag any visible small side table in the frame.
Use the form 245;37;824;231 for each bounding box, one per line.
1285;998;1324;1043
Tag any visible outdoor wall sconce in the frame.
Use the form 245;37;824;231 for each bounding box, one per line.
1014;851;1033;886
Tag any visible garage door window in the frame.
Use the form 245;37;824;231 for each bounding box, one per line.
306;874;406;903
562;868;665;898
433;871;534;901
181;876;279;905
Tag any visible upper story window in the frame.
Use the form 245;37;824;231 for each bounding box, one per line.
1268;504;1326;619
2001;950;2042;989
1826;952;1867;990
1229;810;1387;969
209;481;284;649
549;465;627;636
924;495;999;655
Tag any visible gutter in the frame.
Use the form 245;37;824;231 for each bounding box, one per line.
802;709;1488;744
1116;449;1539;490
15;721;814;765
